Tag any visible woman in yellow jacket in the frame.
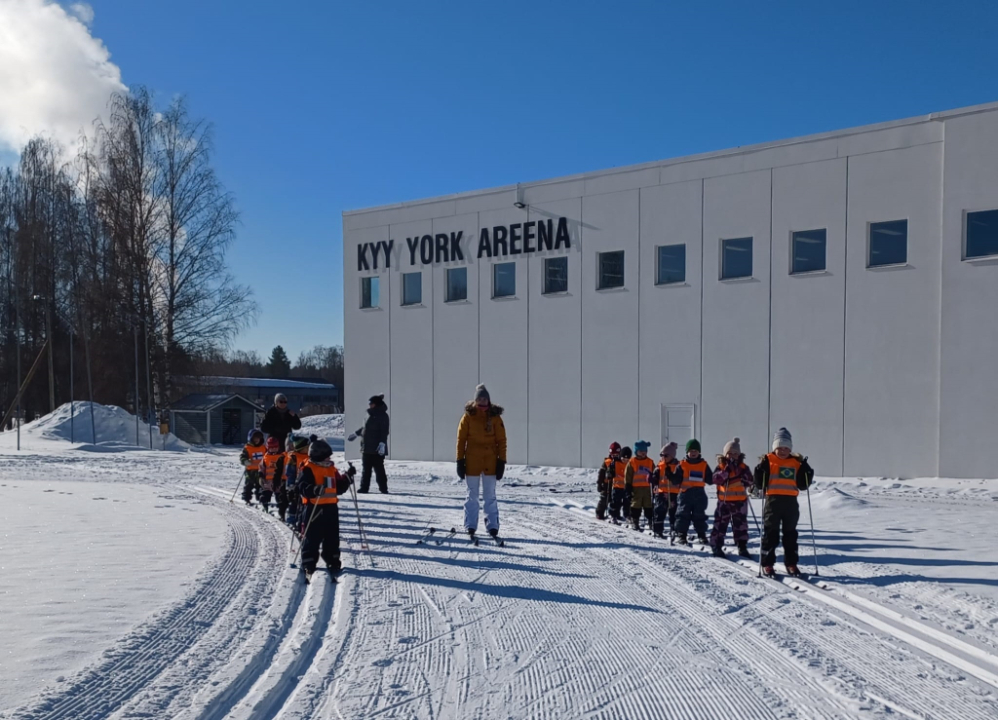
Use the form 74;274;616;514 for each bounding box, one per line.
456;384;507;542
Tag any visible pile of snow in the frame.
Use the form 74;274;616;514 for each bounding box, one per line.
0;402;190;452
299;413;343;439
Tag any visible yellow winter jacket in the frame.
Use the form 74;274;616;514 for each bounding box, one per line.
456;402;507;477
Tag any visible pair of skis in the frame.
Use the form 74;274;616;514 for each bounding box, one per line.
414;526;505;548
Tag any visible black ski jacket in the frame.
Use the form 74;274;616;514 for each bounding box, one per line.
260;406;302;448
357;402;390;455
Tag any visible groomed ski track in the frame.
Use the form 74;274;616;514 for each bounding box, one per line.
5;474;997;720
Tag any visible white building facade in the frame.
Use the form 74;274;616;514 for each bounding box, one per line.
343;103;998;479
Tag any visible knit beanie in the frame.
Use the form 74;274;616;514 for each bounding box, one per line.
772;427;793;451
274;393;288;404
660;442;678;458
685;438;701;453
474;384;491;404
723;437;742;455
634;440;650;452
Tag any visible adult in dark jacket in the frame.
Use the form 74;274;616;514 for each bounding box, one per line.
260;393;302;450
349;394;390;493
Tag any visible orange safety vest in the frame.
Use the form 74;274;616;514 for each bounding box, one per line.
260;452;284;490
766;454;801;497
716;462;750;503
303;459;340;505
679;458;709;490
657;460;680;494
629;456;656;488
285;450;307;481
243;443;265;471
611;459;628;489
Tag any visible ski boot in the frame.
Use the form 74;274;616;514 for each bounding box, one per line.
467;528;479;546
697;534;708;546
762;565;776;578
710;544;725;558
303;566;315;585
675;534;689;546
785;564;801;578
737;542;752;559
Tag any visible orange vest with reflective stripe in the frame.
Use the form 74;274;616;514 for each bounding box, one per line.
243;443;265;471
716;462;750;503
611;459;628;489
260;451;283;490
303;460;340;505
629;456;655;488
679;458;709;490
657;460;680;494
766;454;801;497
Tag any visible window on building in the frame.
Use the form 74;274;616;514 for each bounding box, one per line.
966;209;998;259
543;257;568;294
597;251;625;290
445;267;468;302
361;276;379;308
401;272;422;306
493;262;516;298
720;237;753;280
656;244;686;285
791;229;827;274
868;220;907;267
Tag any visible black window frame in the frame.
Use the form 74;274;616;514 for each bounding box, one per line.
720;237;753;280
655;244;686;285
868;219;908;268
790;228;827;275
492;262;516;299
543;256;568;295
445;266;468;303
401;271;422;306
360;276;379;309
597;250;625;290
965;209;998;260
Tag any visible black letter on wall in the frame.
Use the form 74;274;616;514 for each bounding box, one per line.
493;226;508;256
420;234;434;265
554;217;571;249
435;234;449;263
524;221;536;253
451;231;465;261
478;228;492;258
538;219;553;251
357;243;371;271
406;237;419;266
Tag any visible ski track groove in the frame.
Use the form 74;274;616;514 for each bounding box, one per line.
4;491;264;720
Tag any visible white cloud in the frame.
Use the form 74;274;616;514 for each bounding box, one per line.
0;0;126;156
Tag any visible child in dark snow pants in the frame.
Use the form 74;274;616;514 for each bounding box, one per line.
608;446;632;521
753;427;814;574
710;438;753;558
239;429;266;505
653;443;680;537
296;439;355;577
596;444;621;520
669;439;712;543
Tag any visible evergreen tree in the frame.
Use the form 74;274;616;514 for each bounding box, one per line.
267;345;291;377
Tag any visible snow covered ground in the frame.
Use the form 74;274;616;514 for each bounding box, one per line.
1;414;997;719
298;414;343;441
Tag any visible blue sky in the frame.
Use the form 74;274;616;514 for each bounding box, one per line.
81;0;998;360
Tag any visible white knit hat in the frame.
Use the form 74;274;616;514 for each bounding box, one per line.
723;437;741;455
772;427;793;451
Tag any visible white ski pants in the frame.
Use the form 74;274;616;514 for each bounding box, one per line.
464;473;499;532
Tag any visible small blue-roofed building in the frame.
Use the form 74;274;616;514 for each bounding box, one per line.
175;376;339;415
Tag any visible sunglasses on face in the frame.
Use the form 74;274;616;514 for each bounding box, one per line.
277;400;287;405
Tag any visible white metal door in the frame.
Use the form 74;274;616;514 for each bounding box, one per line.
661;403;695;448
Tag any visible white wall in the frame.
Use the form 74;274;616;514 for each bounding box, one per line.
843;143;942;477
770;159;847;474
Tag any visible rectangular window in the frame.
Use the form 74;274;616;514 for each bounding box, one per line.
445;267;467;303
656;244;686;285
966;209;998;259
401;272;422;306
720;237;753;280
868;219;907;267
493;262;516;298
360;276;379;308
543;257;568;294
597;250;625;290
791;229;827;274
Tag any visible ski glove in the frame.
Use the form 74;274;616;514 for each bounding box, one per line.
377;442;387;456
347;433;357;442
457;459;466;479
346;464;357;479
495;459;506;481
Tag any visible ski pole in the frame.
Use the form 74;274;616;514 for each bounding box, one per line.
346;470;370;552
805;477;819;576
746;495;761;537
291;504;322;568
230;470;247;503
757;473;769;577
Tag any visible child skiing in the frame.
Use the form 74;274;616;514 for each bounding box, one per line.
652;442;680;538
596;442;622;520
625;441;656;531
710;437;753;559
259;437;285;516
668;439;713;546
239;429;266;505
296;438;355;582
608;446;633;523
284;435;310;529
753;427;815;577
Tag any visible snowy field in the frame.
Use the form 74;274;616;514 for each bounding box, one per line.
1;410;997;719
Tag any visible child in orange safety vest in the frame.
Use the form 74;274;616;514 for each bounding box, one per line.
284;435;310;530
652;442;680;538
239;429;266;505
258;437;285;516
596;442;622;520
666;439;713;545
625;441;657;531
752;427;814;578
710;437;753;559
608;446;632;523
295;438;356;582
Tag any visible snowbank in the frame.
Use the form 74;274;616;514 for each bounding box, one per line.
0;402;190;452
299;413;343;439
